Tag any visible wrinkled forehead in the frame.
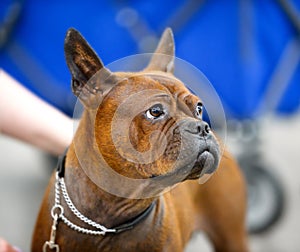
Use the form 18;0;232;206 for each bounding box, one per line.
111;72;201;110
133;72;200;105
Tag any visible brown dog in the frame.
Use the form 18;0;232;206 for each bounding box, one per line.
32;28;248;252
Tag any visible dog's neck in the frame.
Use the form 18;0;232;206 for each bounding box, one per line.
63;112;156;228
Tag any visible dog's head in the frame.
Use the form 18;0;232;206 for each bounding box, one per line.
65;28;220;189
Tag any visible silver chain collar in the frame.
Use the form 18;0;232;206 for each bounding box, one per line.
43;166;156;251
52;171;117;235
43;172;116;251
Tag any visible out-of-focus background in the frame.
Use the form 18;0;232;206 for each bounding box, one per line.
0;0;299;251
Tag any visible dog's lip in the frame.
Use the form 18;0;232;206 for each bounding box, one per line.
149;145;219;182
198;150;216;174
186;149;217;179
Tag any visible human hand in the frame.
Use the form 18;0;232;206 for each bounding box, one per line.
0;238;21;252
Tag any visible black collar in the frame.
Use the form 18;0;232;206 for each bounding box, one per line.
56;149;156;234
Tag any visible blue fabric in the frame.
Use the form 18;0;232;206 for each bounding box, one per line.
0;0;299;118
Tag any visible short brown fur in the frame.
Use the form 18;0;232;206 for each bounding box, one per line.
32;28;248;252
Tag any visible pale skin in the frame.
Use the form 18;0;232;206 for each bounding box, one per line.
0;69;73;251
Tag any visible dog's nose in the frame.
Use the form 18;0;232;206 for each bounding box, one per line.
196;121;211;137
183;120;211;137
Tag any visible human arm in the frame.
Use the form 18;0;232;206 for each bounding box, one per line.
0;69;73;155
0;238;20;252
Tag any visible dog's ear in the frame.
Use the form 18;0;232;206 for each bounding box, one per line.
145;28;175;73
64;28;119;106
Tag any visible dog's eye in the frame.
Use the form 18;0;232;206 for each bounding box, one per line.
146;104;165;120
195;102;203;119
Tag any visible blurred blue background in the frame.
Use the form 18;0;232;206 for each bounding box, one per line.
1;0;299;119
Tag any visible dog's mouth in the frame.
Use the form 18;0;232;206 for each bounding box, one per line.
151;146;219;185
185;148;219;180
